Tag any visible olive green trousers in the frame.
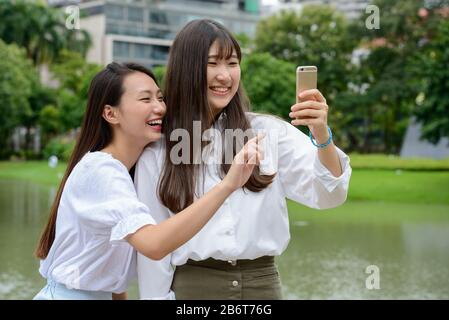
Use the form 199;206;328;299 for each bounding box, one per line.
172;256;283;300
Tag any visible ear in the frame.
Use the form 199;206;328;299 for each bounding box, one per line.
102;105;120;125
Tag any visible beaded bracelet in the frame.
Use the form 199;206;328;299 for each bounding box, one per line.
309;126;332;148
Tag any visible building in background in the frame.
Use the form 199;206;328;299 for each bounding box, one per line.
270;0;369;19
50;0;262;67
49;0;373;67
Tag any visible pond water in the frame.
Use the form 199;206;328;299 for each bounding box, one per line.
1;179;448;299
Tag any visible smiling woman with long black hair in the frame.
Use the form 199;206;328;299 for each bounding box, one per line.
33;62;262;300
136;19;352;300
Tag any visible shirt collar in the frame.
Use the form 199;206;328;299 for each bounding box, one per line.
214;110;227;130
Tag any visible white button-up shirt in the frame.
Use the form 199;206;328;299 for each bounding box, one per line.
135;113;352;299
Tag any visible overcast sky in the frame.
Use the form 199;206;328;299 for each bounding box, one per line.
261;0;279;5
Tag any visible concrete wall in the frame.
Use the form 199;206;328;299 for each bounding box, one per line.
400;118;449;159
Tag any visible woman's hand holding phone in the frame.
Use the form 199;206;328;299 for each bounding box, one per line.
290;66;330;144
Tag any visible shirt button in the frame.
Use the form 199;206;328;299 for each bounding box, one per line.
226;230;234;236
232;280;239;287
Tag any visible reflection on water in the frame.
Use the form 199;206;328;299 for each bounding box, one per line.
0;179;140;299
0;180;50;299
1;179;449;299
279;221;449;299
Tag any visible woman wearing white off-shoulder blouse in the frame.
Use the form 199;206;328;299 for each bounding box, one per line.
135;19;352;300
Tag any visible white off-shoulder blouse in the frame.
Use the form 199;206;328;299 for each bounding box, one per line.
39;151;156;294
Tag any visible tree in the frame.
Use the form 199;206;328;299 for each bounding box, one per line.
0;40;36;156
39;105;61;137
333;43;415;153
343;0;449;152
21;82;57;151
254;5;356;105
253;5;358;150
47;50;102;132
241;52;296;120
413;18;449;144
0;0;91;65
152;65;167;89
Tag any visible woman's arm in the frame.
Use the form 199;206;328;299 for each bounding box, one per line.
127;181;233;260
127;134;263;261
271;91;351;209
317;142;342;177
290;89;342;177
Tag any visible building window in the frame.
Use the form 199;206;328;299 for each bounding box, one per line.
128;6;144;22
81;5;104;16
106;4;125;20
149;11;168;25
113;41;130;58
152;45;169;61
134;43;152;59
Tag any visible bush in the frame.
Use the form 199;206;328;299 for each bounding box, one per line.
0;148;14;160
5;149;41;161
42;137;75;162
152;65;166;89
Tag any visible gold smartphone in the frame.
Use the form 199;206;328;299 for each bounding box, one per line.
296;66;317;103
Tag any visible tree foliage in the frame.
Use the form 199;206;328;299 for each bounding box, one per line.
0;40;36;154
49;50;102;132
413;18;449;144
0;0;91;65
241;52;296;120
254;5;356;104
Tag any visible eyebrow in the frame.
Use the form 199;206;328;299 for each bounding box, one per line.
208;54;238;59
138;89;162;95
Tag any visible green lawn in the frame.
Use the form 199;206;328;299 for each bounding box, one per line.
0;161;66;186
349;153;449;170
1;155;449;206
349;169;449;205
294;154;449;223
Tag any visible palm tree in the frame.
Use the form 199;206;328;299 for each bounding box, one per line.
0;0;91;66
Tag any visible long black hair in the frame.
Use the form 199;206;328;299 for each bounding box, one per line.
36;62;158;259
159;19;275;213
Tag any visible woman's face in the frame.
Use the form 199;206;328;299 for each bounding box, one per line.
207;40;241;116
116;72;166;145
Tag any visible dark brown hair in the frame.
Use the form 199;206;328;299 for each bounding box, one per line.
35;62;158;259
159;19;275;213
